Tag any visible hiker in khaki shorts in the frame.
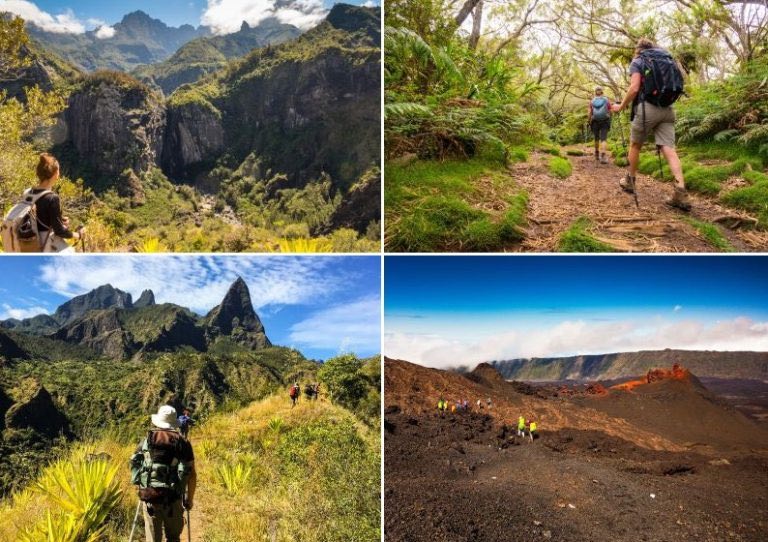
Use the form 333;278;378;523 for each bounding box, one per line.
611;38;691;211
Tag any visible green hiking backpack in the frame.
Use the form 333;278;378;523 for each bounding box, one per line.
130;430;192;504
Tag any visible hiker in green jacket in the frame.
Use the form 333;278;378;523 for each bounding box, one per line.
588;86;612;164
130;405;197;542
612;38;691;211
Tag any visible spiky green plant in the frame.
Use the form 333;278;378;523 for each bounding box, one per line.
216;462;253;496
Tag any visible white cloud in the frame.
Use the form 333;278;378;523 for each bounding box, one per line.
674;305;682;312
0;303;49;320
289;295;381;353
201;0;326;34
94;25;115;39
0;1;85;33
38;256;348;315
362;0;377;7
385;317;768;368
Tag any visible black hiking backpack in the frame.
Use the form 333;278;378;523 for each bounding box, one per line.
638;48;684;107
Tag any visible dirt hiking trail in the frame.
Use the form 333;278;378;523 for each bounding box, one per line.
508;145;768;252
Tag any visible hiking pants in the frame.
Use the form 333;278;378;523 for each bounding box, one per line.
143;499;184;542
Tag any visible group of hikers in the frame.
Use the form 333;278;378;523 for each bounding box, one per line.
436;396;493;413
289;382;320;407
436;396;540;442
586;37;692;211
129;405;197;542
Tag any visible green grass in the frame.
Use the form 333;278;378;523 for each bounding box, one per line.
385;158;528;251
681;217;736;251
720;170;768;228
548;156;572;179
557;217;615;252
507;146;529;163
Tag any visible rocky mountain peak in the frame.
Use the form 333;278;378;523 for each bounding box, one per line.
54;284;133;324
326;3;380;40
134;289;156;308
205;277;270;349
241;21;251;32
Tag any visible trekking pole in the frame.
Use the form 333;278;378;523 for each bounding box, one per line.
128;499;141;542
186;493;192;542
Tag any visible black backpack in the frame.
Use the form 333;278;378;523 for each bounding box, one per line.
638;48;684;107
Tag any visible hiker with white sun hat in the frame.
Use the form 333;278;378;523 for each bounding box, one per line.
129;405;197;542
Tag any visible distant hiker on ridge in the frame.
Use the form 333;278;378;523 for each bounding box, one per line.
130;405;196;542
612;38;691;211
1;154;85;253
517;416;526;437
588;86;611;164
529;420;538;442
178;409;194;440
289;382;300;407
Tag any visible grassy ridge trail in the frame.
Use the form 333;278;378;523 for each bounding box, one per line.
510;145;766;252
0;395;380;542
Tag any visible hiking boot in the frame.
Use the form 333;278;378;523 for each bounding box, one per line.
666;187;692;212
594;150;600;161
600;153;608;164
619;174;635;194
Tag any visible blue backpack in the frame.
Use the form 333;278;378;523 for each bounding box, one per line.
591;97;609;121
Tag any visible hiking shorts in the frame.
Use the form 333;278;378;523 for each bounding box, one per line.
143;499;184;542
591;119;611;141
631;102;676;148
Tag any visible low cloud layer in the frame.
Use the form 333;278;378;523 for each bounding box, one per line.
0;0;85;33
386;317;768;368
94;25;115;39
202;0;326;34
0;303;49;320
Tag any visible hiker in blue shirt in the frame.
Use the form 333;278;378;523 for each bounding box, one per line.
588;86;612;164
178;408;194;440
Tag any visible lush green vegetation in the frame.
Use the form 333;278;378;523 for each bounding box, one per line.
548;156;572;179
385;0;768;250
0;395;380;542
386;158;527;251
557;217;615;253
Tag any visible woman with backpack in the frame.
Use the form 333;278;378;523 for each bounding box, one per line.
588;86;611;164
28;154;85;251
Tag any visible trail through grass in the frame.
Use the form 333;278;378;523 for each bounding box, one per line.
0;395;380;542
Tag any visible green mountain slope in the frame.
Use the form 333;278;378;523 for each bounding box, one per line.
133;19;301;95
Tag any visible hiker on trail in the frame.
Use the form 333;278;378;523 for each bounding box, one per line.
611;38;691;211
130;405;196;542
462;399;469;411
486;397;492;409
517;416;526;437
477;399;483;410
529;421;538;442
313;383;320;400
437;397;446;412
588;86;612;164
178;409;194;440
289;382;300;407
304;383;315;400
1;153;85;253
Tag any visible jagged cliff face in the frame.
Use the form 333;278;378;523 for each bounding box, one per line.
162;5;381;192
162;101;224;178
62;76;166;179
54;284;133;323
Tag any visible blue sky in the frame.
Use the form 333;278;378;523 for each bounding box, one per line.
1;0;378;33
0;255;381;360
385;256;768;367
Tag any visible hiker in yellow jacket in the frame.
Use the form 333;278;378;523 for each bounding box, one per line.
529;421;538;442
517;416;526;437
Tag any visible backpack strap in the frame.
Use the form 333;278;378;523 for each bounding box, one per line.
23;189;53;205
